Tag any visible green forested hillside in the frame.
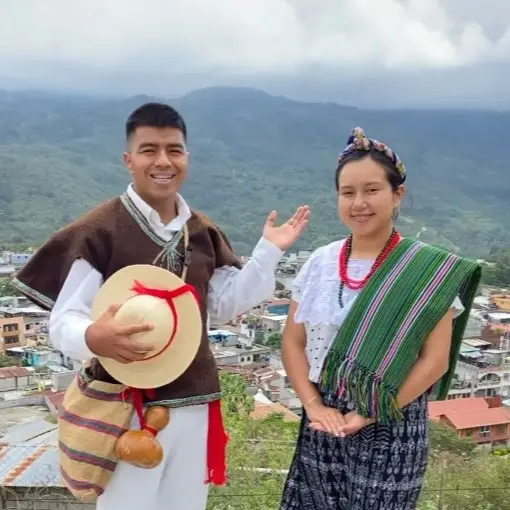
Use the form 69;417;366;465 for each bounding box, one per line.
0;87;508;256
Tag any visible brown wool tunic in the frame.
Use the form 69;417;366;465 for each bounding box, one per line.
13;193;242;406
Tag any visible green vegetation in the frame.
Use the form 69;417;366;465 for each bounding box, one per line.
215;372;510;509
0;88;509;259
0;278;21;297
264;332;283;349
0;354;20;367
482;247;510;287
492;446;510;456
254;330;265;344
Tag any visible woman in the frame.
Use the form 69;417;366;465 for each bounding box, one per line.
280;128;481;510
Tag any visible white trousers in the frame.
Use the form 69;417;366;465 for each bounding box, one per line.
96;403;210;510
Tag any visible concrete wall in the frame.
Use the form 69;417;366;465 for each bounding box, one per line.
0;375;37;392
0;395;44;409
51;371;76;391
455;361;479;381
214;354;239;366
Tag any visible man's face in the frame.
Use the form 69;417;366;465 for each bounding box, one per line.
123;126;189;204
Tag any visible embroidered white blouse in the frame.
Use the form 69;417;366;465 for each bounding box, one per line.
292;240;465;383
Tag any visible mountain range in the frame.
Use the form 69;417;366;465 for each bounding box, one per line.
0;86;508;257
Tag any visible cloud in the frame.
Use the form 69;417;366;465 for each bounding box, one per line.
0;0;508;107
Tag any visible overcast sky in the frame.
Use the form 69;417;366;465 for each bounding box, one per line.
0;0;508;108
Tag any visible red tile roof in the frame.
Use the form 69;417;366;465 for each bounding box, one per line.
429;397;510;430
254;367;274;376
44;391;65;410
0;367;32;379
428;398;489;419
489;324;510;332
444;408;510;429
250;402;300;422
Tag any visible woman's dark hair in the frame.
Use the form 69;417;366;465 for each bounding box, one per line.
125;102;187;141
335;150;405;192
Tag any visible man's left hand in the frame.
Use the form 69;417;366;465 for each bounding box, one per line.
262;205;311;251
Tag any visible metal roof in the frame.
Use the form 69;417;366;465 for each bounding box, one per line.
0;444;60;487
0;367;33;379
462;351;484;359
208;329;237;336
0;419;57;445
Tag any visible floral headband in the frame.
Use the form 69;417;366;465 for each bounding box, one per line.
338;127;406;182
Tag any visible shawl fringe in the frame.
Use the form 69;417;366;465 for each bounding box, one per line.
320;355;403;424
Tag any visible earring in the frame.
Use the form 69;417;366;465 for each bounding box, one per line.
392;207;400;220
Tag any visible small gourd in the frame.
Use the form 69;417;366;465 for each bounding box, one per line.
145;405;170;431
115;406;170;469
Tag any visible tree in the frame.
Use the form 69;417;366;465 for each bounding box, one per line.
428;420;477;457
275;280;285;292
254;329;265;344
219;371;255;419
418;454;510;509
0;354;21;368
482;249;510;287
265;332;283;349
0;278;21;297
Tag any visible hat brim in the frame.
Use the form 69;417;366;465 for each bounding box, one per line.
91;264;202;389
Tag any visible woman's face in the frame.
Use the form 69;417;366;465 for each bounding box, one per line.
337;156;404;238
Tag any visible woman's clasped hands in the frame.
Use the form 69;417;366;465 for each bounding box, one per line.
306;398;375;437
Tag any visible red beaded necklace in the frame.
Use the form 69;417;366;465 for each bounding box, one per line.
338;228;401;307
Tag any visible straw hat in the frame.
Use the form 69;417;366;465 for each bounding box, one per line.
90;264;202;389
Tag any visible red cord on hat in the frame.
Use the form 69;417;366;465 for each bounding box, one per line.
130;280;201;360
131;280;201;307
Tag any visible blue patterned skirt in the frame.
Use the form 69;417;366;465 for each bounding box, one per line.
280;392;429;510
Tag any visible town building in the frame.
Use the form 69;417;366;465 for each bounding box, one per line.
429;397;510;449
0;316;26;351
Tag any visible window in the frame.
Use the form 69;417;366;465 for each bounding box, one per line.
5;336;19;345
480;425;490;437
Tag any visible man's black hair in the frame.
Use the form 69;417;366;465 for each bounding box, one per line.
125;102;187;141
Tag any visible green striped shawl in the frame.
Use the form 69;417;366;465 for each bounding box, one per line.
319;238;481;424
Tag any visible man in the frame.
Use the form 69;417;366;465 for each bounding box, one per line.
13;102;310;510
